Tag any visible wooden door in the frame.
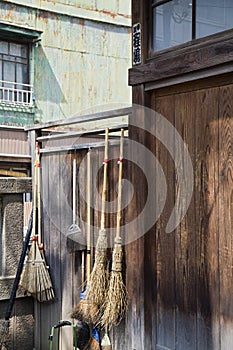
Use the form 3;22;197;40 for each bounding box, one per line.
143;80;233;350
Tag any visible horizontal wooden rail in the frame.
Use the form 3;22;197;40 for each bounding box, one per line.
37;124;128;142
25;106;132;131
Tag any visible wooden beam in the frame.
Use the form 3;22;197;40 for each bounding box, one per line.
40;139;127;154
129;29;233;85
25;107;132;131
37;124;128;142
0;169;27;177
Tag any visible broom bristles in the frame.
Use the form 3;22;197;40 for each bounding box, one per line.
85;336;101;350
100;242;127;330
20;243;55;302
86;229;108;307
71;298;99;325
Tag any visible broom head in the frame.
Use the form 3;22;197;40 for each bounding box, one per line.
71;289;99;325
20;239;55;302
66;224;86;251
100;238;127;330
86;229;108;307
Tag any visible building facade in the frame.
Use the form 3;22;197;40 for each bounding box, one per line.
0;0;131;126
128;1;233;349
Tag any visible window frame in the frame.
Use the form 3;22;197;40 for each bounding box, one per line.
148;0;233;58
0;39;30;87
0;39;31;108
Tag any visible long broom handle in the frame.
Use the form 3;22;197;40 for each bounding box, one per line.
33;146;37;238
86;150;91;282
81;250;85;291
116;129;124;239
31;145;38;264
73;157;77;225
100;128;109;230
36;142;42;246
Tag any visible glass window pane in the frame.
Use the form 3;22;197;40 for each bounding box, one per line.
153;0;192;51
3;61;15;83
10;43;23;57
16;64;28;87
196;0;233;39
0;41;8;55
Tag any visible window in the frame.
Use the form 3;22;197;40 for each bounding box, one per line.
0;40;33;107
152;0;233;52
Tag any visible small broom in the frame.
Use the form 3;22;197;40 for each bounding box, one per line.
86;128;109;310
71;150;98;324
20;142;55;302
67;156;86;249
101;129;127;330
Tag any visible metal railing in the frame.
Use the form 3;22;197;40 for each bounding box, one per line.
0;80;33;107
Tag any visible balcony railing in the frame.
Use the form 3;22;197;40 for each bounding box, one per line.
0;80;33;108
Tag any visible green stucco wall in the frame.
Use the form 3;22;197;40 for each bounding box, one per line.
0;0;131;126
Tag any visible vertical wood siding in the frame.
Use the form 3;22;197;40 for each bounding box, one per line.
142;82;233;350
36;144;129;350
36;81;233;350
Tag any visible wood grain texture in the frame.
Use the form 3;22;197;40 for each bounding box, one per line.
129;34;233;86
60;152;73;348
174;92;196;350
151;94;176;350
195;88;220;350
126;85;147;350
218;85;233;349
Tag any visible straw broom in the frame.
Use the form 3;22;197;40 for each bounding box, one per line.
101;129;127;330
71;150;98;324
20;142;55;302
86;128;109;310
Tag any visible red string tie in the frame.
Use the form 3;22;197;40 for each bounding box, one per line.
118;157;123;164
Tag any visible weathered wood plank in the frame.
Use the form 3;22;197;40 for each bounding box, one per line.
44;153;61;348
195;88;220;350
25;107;132;131
60;151;73;348
129;33;233;86
174;92;196;350
126;85;146;350
151;93;176;350
38;152;54;350
218;85;233;349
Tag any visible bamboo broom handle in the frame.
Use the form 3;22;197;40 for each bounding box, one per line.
116;129;124;239
86;150;91;282
73;158;76;225
100;128;109;230
36;142;42;246
32;153;37;238
32;146;38;263
81;250;85;291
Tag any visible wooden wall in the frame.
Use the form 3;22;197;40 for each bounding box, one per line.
128;80;233;350
35;81;233;350
35;143;130;350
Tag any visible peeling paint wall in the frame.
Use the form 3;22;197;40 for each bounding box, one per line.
0;0;131;124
